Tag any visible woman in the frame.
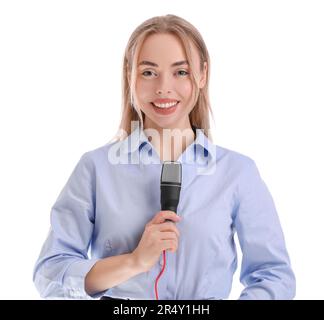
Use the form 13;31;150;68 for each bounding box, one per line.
33;14;296;300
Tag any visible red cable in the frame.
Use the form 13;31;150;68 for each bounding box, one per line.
154;250;167;300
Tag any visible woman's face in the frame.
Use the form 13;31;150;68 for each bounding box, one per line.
135;33;206;130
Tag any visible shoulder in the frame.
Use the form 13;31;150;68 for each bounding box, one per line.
76;139;125;169
214;145;263;191
215;146;268;203
215;145;256;172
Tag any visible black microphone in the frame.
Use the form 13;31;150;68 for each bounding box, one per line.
160;161;182;218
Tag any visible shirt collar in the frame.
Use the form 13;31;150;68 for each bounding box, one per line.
120;123;217;165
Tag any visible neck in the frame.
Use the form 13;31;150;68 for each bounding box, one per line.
143;117;196;161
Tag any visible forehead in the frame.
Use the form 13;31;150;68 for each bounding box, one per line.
138;33;199;68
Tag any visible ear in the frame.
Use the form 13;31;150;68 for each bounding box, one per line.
199;61;208;89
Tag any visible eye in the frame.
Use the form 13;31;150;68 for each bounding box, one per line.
176;70;189;77
141;70;156;78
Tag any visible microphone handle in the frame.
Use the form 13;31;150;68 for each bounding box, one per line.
161;184;181;215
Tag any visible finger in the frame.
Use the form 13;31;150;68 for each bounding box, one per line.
159;231;178;240
162;239;177;252
158;222;180;238
152;210;181;225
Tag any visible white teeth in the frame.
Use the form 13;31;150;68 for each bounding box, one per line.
153;101;178;108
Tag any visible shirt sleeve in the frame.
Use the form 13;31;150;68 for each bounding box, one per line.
33;152;102;299
233;159;296;300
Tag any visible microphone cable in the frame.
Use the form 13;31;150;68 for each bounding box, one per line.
154;250;166;300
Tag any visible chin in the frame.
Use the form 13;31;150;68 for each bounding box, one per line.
150;116;184;130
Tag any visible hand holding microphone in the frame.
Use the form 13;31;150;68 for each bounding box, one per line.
132;161;182;274
132;210;181;273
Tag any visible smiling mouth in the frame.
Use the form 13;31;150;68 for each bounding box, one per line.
150;101;180;109
150;101;180;116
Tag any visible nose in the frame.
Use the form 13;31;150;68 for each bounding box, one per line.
155;73;173;95
156;89;171;95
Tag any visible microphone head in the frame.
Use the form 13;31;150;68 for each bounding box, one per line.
161;161;182;186
160;161;182;214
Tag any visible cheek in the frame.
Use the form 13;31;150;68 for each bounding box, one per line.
136;80;154;100
177;80;193;100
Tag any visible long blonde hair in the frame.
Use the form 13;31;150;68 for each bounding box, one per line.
112;14;215;142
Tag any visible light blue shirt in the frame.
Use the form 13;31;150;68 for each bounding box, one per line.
33;124;296;300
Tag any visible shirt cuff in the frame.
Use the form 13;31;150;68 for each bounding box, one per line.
238;286;274;300
63;258;105;299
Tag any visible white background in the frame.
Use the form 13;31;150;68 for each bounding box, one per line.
0;0;323;299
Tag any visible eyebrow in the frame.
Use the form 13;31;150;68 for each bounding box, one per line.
138;60;189;67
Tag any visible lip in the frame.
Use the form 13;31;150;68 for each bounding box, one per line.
150;101;180;115
152;98;179;104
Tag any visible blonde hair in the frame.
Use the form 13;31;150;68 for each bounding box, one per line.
112;14;215;142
